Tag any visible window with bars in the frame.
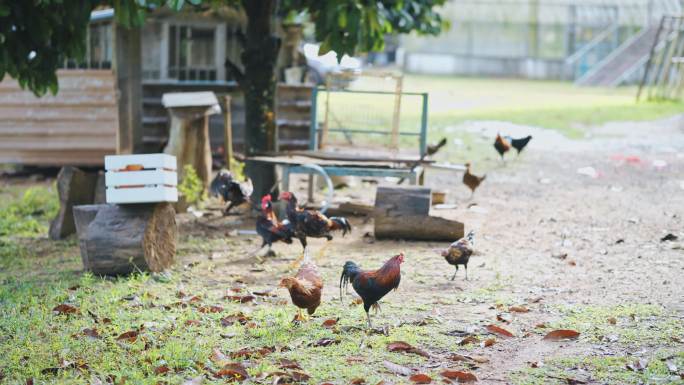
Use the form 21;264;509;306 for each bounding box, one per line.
168;25;217;81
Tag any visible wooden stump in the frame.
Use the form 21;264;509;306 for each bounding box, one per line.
49;166;98;240
374;186;431;217
374;214;464;241
163;106;216;195
73;203;177;275
374;186;463;241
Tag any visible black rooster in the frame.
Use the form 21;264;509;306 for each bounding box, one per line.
209;170;253;215
505;135;533;155
340;253;404;329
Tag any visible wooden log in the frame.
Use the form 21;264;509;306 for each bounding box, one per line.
374;214;464;242
73;204;102;269
76;203;176;275
374;186;431;217
48;166;97;240
93;171;106;204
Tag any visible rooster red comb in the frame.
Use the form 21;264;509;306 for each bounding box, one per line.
261;194;272;203
278;191;293;200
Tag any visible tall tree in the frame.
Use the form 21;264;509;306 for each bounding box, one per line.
0;0;446;189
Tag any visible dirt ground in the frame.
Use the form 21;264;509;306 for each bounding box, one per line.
175;116;684;383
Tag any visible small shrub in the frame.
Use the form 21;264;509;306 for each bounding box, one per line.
178;165;206;206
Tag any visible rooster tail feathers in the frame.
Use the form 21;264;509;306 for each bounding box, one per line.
330;217;352;235
339;261;360;300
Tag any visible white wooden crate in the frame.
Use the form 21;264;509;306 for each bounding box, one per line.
105;154;178;204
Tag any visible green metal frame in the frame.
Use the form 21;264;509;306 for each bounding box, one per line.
308;87;429;157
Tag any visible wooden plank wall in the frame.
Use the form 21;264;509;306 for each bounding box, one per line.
0;70;118;166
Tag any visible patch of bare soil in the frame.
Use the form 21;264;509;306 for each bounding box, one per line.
181;115;684;383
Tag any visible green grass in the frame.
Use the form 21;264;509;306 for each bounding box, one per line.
324;75;684;146
544;304;684;347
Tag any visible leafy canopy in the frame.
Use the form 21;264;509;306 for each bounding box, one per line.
0;0;446;96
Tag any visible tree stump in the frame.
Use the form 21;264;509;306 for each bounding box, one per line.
73;203;177;275
162;92;220;196
374;214;464;241
374;186;463;241
374;186;431;216
49;166;98;240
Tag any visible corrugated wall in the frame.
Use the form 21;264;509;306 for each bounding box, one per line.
0;70;118;166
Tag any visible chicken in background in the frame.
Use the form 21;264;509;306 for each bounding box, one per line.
505;135;533;156
278;191;351;264
462;162;486;198
209;170;253;215
437;231;475;281
340;253;404;329
426;137;448;156
279;261;323;321
255;195;294;257
493;133;511;162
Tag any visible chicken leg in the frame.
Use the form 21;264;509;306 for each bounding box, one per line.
464;265;469;281
451;266;459;281
366;311;373;330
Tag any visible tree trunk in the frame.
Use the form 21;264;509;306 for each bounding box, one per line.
232;0;279;200
49;166;98;240
73;203;177;275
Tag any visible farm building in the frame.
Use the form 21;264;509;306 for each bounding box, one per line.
400;0;683;84
0;7;311;167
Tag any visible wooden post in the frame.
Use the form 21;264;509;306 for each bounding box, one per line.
114;24;143;154
390;74;403;152
223;95;233;171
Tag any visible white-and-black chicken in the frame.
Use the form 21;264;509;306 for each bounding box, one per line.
209;170;253;215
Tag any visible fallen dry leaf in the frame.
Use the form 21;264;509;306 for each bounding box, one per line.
626;359;648;372
486;324;514;338
351;298;364;305
309;338;340;347
82;328;100;338
509;306;529;313
387;341;430;357
322;318;338;328
220;312;250;326
230;346;273;359
215;363;249;381
543;329;580;341
116;330;139;343
481;338;496;347
346;356;365;364
471;355;489;364
409;374;431;384
210;348;229;364
278;358;302;370
53;304;79;315
185;319;201;326
224;295;255;303
529;361;543;368
607;317;617;325
154;365;171;375
459;336;479;346
441;370;477;382
198;305;224;313
290;371;311;382
534;323;547;329
350;378;366;385
383;360;412;376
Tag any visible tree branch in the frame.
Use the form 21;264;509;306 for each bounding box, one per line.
224;57;244;86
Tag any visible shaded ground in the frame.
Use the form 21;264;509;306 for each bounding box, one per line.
1;115;684;384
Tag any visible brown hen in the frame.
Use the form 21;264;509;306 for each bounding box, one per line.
462;163;486;197
280;262;323;321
